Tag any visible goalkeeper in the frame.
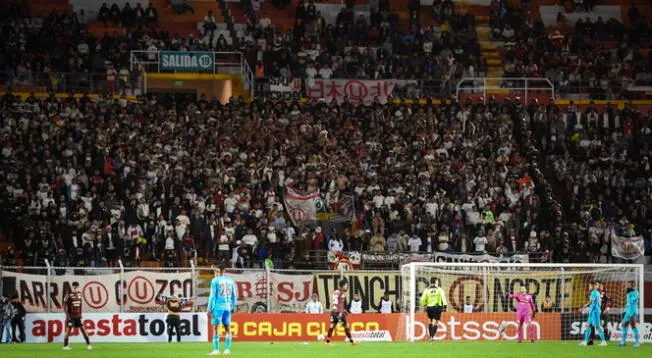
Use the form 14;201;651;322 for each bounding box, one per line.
420;277;447;342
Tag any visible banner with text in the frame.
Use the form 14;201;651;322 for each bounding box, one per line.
159;51;214;72
3;270;193;313
306;79;395;104
314;270;574;314
206;313;561;342
25;313;208;343
268;272;314;313
560;314;651;342
196;270;267;313
433;252;530;264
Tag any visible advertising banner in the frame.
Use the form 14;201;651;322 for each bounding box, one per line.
207;313;560;342
405;313;561;341
560;313;651;342
25;313;208;343
314;271;574;314
159;51;214;72
305;79;395;104
210;313;393;342
3;270;193;313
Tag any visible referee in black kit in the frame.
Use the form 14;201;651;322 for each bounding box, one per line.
420;277;448;343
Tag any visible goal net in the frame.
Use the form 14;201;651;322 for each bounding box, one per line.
401;263;645;343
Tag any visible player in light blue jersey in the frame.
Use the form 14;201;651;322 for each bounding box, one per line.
617;281;640;348
579;281;606;346
207;265;237;356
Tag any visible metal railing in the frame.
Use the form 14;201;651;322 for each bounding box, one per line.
456;77;556;103
0;72;116;94
130;50;253;96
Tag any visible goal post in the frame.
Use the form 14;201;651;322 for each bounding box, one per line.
401;262;645;343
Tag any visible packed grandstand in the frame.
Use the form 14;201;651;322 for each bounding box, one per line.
0;0;651;271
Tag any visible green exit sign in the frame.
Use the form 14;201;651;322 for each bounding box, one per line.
174;80;184;86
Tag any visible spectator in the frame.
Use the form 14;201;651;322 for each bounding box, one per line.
305;293;324;313
10;294;26;343
378;292;394;313
463;297;474;312
203;10;217;37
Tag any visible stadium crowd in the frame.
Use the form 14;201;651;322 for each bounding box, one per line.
249;0;485;86
0;87;649;270
490;0;652;99
0;1;651;270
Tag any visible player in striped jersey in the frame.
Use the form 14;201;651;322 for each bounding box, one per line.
325;280;357;346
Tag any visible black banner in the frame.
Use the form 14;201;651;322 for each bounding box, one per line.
561;313;651;341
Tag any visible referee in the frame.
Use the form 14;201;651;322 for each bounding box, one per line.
420;277;448;342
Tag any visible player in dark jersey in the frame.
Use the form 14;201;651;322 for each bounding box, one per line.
63;282;92;350
588;280;610;345
325;279;357;346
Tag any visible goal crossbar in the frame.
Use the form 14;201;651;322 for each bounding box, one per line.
403;262;645;342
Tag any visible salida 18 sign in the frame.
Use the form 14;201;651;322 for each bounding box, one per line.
159;51;214;72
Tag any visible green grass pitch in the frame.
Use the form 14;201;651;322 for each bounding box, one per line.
1;342;649;358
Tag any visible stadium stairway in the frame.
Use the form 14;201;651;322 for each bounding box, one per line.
454;1;507;95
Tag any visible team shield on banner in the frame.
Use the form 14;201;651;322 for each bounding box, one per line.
284;186;319;227
306;79;395;104
611;234;645;260
2;270;193;313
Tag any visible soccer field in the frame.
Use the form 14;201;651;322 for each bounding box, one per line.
1;342;649;358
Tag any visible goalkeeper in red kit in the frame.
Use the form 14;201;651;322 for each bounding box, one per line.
325;279;357;346
63;282;92;350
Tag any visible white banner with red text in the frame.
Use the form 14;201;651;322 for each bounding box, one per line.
2;270;193;313
305;79;395;104
194;269;314;313
25;313;208;343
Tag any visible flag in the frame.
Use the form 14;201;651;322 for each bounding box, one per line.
284;186;320;227
611;234;645;260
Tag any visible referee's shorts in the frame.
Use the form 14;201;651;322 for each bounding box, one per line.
426;306;443;320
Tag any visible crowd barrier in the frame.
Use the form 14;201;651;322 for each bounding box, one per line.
2;266;650;315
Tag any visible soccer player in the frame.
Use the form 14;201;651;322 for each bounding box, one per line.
62;282;92;350
208;265;237;356
579;281;607;346
420;277;447;343
588;280;610;345
507;286;536;343
617;281;640;348
325;279;357;346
